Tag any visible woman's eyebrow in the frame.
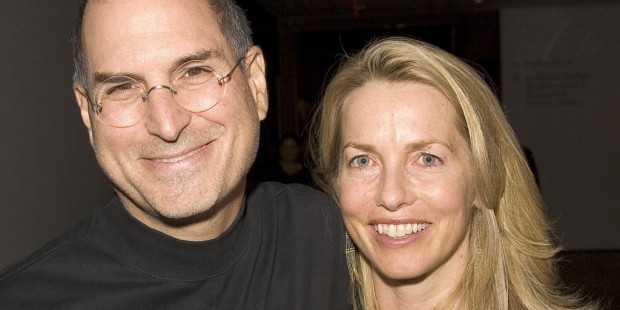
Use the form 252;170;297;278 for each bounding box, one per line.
343;139;454;153
404;139;454;152
342;142;377;154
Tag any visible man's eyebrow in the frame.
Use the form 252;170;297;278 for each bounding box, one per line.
170;49;219;69
91;49;221;84
93;71;140;84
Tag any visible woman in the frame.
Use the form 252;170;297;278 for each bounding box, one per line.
308;37;598;309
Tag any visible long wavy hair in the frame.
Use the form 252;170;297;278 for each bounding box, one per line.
308;37;597;310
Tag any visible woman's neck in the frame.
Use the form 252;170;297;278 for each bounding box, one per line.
374;275;460;310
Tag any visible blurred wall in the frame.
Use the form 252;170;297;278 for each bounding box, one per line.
501;2;620;250
0;1;113;269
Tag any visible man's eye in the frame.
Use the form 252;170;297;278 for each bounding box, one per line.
111;83;134;92
185;67;208;77
105;82;140;98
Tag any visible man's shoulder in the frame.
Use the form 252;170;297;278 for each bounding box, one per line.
247;181;345;246
248;181;341;223
250;181;336;210
0;204;109;285
0;202;118;307
243;182;350;309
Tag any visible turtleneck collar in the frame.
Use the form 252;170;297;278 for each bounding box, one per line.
99;196;253;280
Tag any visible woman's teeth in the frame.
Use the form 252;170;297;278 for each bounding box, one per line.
374;223;429;238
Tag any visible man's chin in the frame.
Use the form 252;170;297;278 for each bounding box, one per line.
151;201;218;224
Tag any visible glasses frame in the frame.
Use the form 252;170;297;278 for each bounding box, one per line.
89;55;246;127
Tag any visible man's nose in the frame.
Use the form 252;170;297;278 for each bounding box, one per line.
143;86;191;142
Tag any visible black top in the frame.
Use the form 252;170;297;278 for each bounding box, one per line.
0;182;351;309
259;162;311;185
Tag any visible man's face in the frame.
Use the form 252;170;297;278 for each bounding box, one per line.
74;0;268;238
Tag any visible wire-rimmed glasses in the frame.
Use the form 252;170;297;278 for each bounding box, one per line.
90;55;245;128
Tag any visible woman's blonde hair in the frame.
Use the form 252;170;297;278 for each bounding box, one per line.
308;37;597;310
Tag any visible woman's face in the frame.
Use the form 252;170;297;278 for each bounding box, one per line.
338;80;476;286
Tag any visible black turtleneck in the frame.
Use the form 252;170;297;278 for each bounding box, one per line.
0;182;351;309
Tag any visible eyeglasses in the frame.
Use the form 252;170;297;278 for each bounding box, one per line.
90;56;245;127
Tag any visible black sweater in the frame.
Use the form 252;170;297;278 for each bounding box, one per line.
0;182;351;309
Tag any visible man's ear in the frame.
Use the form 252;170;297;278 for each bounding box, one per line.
74;83;95;147
245;46;268;121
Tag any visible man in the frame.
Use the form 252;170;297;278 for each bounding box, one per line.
0;0;350;308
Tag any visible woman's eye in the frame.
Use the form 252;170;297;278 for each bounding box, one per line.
420;154;439;166
351;155;373;168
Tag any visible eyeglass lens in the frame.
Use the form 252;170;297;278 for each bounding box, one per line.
93;57;242;127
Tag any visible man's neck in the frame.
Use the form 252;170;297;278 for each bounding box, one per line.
119;183;246;242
